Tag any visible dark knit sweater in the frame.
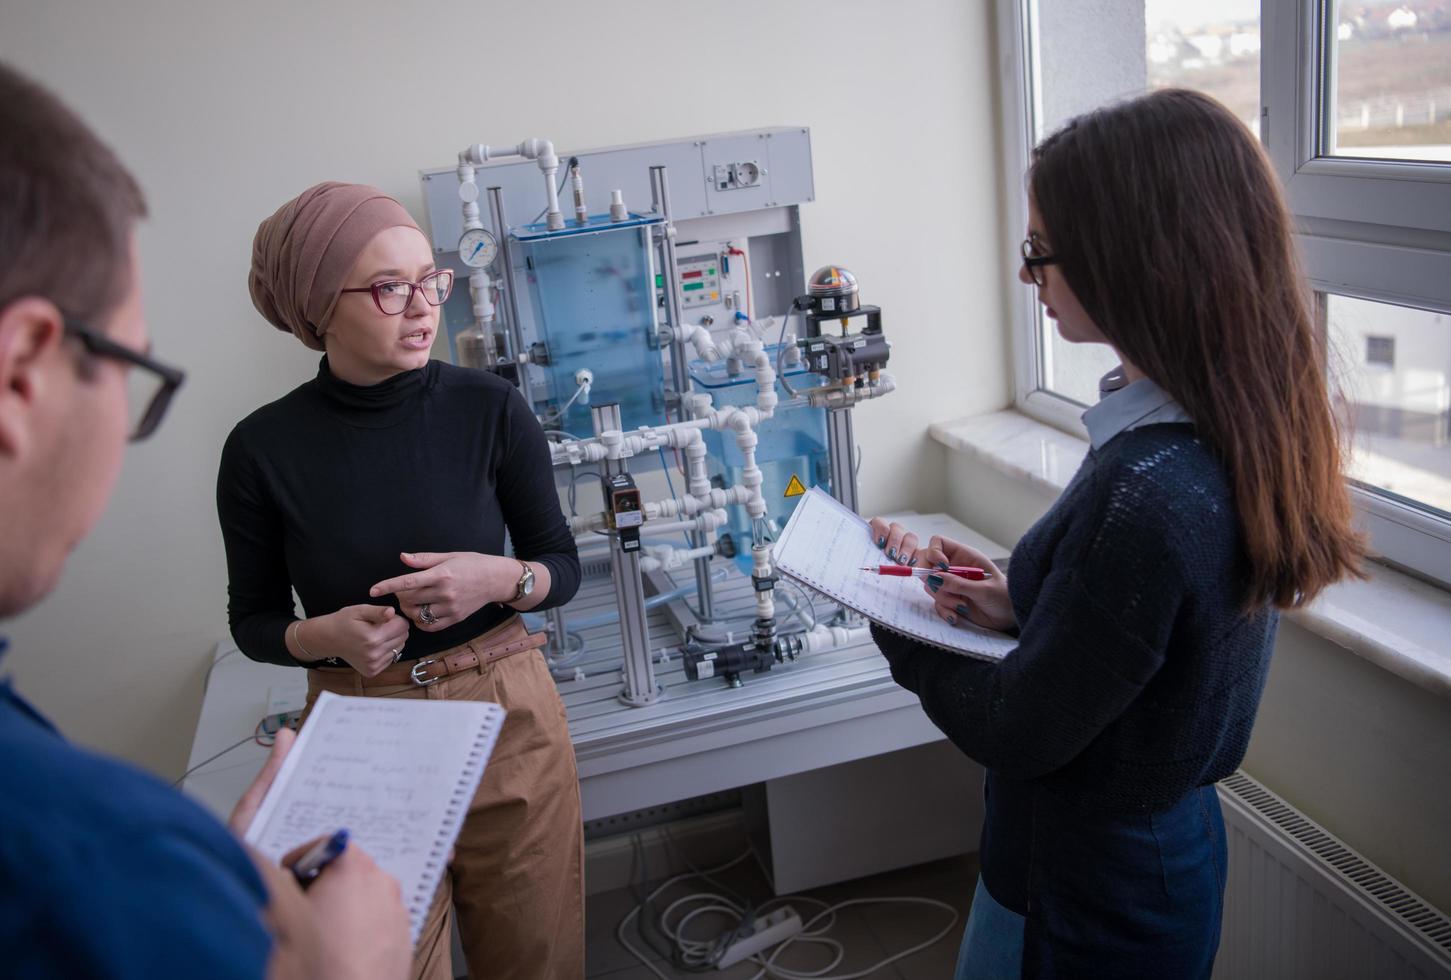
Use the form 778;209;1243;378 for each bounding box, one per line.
217;357;580;667
872;423;1278;813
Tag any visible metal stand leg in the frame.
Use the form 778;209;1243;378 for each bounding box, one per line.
609;542;661;705
610;543;660;706
827;407;859;515
650;164;715;623
486;187;525;368
548;606;568;662
826;406;864;626
593;402;662;706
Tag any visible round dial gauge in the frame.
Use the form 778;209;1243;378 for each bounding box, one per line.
457;228;499;269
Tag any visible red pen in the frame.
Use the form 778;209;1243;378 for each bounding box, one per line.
860;565;991;581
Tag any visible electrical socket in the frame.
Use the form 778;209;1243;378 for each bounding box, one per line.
715;906;803;969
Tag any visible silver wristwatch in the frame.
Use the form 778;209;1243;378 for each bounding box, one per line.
512;560;535;603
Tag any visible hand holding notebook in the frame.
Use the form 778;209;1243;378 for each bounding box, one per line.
772;488;1016;661
243;691;506;943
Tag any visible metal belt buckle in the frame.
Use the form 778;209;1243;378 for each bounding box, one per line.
409;658;439;687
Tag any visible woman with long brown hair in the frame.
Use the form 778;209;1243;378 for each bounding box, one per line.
870;89;1364;978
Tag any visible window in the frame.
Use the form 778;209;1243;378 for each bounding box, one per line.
1005;0;1262;434
1327;4;1451;162
1364;334;1396;368
1330;296;1450;516
1002;0;1451;586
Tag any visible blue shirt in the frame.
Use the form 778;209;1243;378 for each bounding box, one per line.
0;640;273;979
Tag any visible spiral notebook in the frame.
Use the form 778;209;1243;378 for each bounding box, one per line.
772;487;1016;661
243;691;506;942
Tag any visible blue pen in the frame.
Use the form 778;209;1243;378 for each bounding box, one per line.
291;828;349;890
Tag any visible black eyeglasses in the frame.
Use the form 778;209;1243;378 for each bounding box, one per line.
1020;236;1059;287
339;269;455;316
63;319;185;441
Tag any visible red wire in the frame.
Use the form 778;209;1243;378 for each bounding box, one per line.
727;246;752;321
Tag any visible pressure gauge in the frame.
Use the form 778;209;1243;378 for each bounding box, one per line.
457;228;499;269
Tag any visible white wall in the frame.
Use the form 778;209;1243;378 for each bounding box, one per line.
0;0;1009;777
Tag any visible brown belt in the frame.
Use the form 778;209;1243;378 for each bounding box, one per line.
322;616;548;689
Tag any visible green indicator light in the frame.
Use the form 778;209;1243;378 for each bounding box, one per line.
708;268;716;275
655;274;664;287
682;282;705;291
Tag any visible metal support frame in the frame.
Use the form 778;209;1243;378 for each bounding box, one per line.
826;406;865;627
650;165;716;624
826;407;859;515
486;186;526;366
593;402;662;706
548;605;568;664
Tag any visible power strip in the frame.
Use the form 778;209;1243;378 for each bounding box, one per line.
715;907;803;969
260;709;303;735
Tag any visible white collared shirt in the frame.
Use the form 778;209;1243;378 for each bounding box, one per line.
1081;366;1193;450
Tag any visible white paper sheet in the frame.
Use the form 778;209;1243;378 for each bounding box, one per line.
244;691;506;943
772;488;1016;661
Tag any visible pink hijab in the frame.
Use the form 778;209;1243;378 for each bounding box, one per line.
249;181;421;351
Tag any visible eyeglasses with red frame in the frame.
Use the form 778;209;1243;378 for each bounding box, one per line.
339;269;455;316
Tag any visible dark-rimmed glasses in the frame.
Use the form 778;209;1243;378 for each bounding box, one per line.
339;269;455;316
1020;236;1059;287
63;319;185;442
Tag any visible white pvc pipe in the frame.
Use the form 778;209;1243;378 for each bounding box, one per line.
642;485;752;522
751;542;775;621
677;322;719;362
796;623;871;654
469;270;495;328
457;138;563;232
638;543;716;573
570;509;726;539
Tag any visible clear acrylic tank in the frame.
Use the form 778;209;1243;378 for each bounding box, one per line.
514;216;667;435
690;355;830;575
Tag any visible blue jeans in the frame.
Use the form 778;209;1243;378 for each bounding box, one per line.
969;775;1228;979
956;875;1025;980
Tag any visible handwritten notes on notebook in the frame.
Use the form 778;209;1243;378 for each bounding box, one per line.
772;488;1016;661
244;691;506;942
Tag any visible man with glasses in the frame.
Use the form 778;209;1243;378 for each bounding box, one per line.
0;62;409;979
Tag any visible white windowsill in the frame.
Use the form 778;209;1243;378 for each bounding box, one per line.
929;410;1451;702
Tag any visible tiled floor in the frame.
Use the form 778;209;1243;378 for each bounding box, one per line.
586;850;979;980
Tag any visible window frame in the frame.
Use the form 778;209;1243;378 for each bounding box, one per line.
1261;0;1451;240
1000;0;1090;440
1001;0;1451;587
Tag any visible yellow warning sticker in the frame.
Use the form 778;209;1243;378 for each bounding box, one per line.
784;474;807;498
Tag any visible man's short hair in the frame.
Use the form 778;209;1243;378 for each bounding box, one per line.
0;62;147;328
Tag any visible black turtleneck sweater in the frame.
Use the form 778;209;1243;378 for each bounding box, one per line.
217;357;580;667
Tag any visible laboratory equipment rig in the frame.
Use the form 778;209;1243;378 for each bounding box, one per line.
418;127;895;709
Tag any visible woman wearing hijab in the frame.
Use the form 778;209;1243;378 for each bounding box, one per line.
218;182;584;980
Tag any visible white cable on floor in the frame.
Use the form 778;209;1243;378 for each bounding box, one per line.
616;845;960;980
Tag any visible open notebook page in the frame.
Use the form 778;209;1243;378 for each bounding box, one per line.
772;487;1016;661
244;691;505;943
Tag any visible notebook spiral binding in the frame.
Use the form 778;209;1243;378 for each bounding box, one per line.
410;711;503;921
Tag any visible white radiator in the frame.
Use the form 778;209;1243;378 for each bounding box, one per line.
1214;771;1451;980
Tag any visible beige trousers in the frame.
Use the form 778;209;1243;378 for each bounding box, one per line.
303;629;585;980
